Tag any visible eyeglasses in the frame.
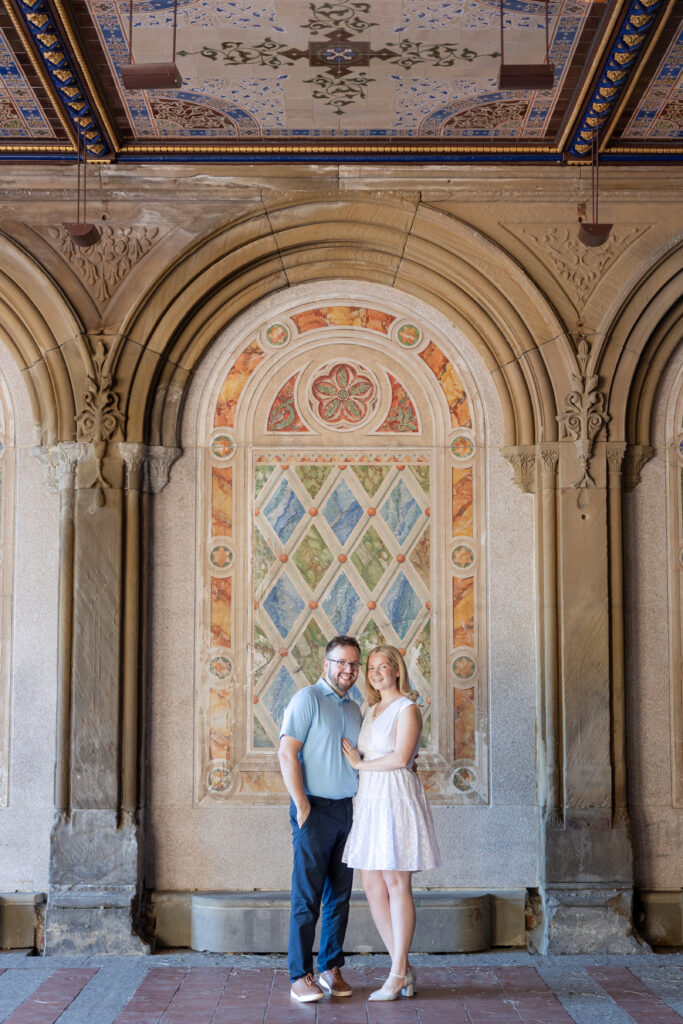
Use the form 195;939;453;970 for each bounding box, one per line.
327;658;361;671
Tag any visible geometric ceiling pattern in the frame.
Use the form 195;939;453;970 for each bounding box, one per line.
0;0;680;162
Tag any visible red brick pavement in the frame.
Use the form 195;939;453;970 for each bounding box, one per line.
3;968;96;1024
587;966;682;1024
0;963;681;1023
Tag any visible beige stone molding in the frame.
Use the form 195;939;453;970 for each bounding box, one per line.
557;373;610;488
606;442;627;476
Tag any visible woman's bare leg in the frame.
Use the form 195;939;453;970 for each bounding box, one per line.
382;870;415;977
360;869;394;959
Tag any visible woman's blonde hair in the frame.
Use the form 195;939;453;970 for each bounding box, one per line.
365;644;419;706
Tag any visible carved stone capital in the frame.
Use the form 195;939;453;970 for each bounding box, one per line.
119;443;147;491
606;442;627;475
538;446;560;476
145;446;182;494
30;442;89;493
117;443;182;493
623;444;654;492
501;445;537;494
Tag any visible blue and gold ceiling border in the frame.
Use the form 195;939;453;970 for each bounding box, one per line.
567;0;666;158
9;0;112;157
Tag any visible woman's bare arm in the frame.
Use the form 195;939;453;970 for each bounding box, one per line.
341;704;421;771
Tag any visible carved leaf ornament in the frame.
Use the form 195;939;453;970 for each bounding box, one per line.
557;372;610;487
75;341;124;505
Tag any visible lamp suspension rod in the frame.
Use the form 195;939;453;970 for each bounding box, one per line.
83;128;87;226
545;0;550;65
128;0;134;64
172;0;178;59
499;0;504;65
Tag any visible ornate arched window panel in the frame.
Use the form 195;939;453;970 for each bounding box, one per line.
669;370;683;806
196;301;487;806
0;372;15;806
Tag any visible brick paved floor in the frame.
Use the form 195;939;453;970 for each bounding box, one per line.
0;951;680;1024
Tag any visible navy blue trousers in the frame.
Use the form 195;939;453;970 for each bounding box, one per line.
288;795;354;981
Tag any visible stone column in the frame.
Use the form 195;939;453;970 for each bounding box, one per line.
504;430;647;952
33;440;179;954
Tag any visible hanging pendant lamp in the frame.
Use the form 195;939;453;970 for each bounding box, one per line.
579;129;612;247
498;0;555;91
62;130;101;248
121;0;182;90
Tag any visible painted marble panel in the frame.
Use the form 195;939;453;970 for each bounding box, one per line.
263;573;306;638
381;572;424;640
322;478;364;545
267;373;308;432
214;339;266;427
263;478;306;544
453;686;476;761
291;306;396;334
211;466;233;536
380;477;421;545
452;467;473;537
377;373;419;433
419;341;472;427
211;576;232;648
209;687;231;760
453;576;475;648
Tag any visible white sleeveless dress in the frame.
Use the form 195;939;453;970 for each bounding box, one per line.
342;696;441;872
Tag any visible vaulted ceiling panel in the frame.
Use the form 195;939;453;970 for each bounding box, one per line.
0;0;680;162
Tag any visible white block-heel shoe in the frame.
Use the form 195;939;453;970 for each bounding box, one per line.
368;973;414;1001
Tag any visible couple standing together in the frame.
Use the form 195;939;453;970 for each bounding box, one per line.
278;634;440;1003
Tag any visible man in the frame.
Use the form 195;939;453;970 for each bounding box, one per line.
278;634;363;1002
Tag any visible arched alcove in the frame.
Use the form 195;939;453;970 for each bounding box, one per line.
145;281;537;906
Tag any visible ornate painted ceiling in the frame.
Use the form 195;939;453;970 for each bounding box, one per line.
0;0;680;162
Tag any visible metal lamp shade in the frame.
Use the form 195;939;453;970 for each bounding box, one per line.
62;222;102;248
121;62;182;90
578;223;612;248
498;63;555;90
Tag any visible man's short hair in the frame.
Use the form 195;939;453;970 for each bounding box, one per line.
325;635;361;658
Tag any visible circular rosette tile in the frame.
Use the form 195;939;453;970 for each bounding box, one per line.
451;540;476;573
450;430;475;462
452;649;478;684
209;539;234;573
260;318;294;350
207;763;235;796
210;433;236;461
209;653;233;680
452;766;477;793
392;319;424;350
306;359;380;431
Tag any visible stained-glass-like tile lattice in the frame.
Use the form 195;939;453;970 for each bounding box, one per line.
251;455;433;750
199;301;486;805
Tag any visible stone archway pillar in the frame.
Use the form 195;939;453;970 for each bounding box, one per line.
31;440;179;955
506;436;652;953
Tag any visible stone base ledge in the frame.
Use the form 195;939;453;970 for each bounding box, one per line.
637;891;683;947
529;885;648;955
0;893;45;950
150;889;525;953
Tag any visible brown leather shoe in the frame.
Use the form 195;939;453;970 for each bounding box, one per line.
318;966;353;997
291;973;324;1002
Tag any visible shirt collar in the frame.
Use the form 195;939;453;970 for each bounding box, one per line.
318;677;350;702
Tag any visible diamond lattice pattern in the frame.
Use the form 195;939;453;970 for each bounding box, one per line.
253;459;432;748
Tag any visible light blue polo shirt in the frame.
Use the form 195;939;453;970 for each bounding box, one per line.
280;679;363;799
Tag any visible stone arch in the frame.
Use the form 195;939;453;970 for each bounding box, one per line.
118;197;570;450
0;233;84;444
602;243;683;446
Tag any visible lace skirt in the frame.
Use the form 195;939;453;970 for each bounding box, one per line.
342;767;441;872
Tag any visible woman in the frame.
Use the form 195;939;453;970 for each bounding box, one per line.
341;644;440;1001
